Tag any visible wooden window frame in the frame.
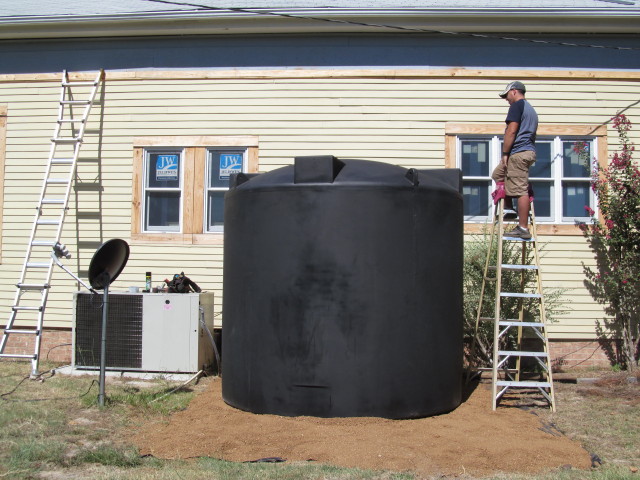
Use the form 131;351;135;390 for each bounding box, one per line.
445;123;608;235
132;136;259;245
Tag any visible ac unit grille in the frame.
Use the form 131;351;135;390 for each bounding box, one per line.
75;293;143;369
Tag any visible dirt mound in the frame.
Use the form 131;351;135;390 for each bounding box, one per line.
132;379;591;478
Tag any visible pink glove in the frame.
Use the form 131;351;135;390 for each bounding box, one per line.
491;182;506;205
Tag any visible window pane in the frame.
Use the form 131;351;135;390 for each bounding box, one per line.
563;141;590;178
463;180;491;217
530;142;552;178
209;151;245;188
147;152;181;188
461;141;490;177
563;181;591;217
529;181;552;218
145;191;180;231
207;191;225;230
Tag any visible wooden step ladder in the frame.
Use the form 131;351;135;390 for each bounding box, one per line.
0;70;104;376
468;196;556;411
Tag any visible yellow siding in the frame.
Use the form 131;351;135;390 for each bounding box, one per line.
1;69;639;338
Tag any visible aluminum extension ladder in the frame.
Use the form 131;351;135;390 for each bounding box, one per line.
0;70;104;376
468;197;556;411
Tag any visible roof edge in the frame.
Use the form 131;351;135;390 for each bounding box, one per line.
0;8;639;39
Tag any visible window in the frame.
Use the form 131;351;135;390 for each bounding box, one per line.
144;150;182;232
206;149;247;233
446;124;608;234
132;136;258;244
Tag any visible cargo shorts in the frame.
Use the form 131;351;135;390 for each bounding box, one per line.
491;150;536;197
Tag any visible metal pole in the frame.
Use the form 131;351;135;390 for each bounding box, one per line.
98;279;110;407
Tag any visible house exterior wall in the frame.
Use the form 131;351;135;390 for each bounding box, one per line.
1;67;639;364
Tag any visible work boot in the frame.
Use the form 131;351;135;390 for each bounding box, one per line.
505;226;532;240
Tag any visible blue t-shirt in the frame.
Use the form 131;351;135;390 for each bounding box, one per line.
506;99;538;153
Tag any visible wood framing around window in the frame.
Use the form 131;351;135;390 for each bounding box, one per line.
132;136;259;244
0;106;6;262
445;123;608;236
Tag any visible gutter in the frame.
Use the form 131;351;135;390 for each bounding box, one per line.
0;8;639;39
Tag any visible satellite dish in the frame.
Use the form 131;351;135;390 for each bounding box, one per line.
88;239;130;290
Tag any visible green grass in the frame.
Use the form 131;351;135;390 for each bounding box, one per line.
84;459;414;480
80;381;196;415
0;361;638;480
540;374;640;466
0;361;194;478
72;445;143;468
485;465;639;480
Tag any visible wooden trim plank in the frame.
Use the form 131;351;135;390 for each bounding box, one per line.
192;147;205;235
463;223;584;236
0;106;6;263
3;68;640;83
445;123;609;137
133;136;259;147
247;146;260;173
444;134;456;169
182;147;196;236
131;147;143;237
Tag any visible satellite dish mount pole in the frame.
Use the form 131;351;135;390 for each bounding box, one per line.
97;271;111;407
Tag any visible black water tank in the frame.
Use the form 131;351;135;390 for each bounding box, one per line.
222;156;463;419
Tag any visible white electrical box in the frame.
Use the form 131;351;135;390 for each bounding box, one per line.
73;291;215;373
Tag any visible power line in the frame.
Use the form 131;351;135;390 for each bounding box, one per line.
145;0;640;51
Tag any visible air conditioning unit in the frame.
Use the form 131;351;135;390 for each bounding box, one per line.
73;291;215;373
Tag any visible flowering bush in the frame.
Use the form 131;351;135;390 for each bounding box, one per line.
580;113;640;370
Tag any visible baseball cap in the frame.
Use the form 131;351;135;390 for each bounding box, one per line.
499;81;526;98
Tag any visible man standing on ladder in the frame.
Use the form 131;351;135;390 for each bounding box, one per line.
491;80;538;239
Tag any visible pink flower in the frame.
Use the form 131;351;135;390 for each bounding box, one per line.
572;141;587;155
584;206;595;216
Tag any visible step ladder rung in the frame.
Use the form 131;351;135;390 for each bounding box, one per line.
12;306;44;312
0;353;37;359
3;329;39;335
62;80;99;87
500;264;539;271
57;118;86;123
480;316;539;323
478;367;519;373
500;292;542;299
496;380;552;388
31;241;57;247
499;321;545;328
36;219;61;226
60;100;92;105
499;350;549;358
46;178;71;184
41;199;66;205
17;283;50;290
489;265;538;271
52;137;81;144
50;159;75;165
502;237;536;242
25;262;51;269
